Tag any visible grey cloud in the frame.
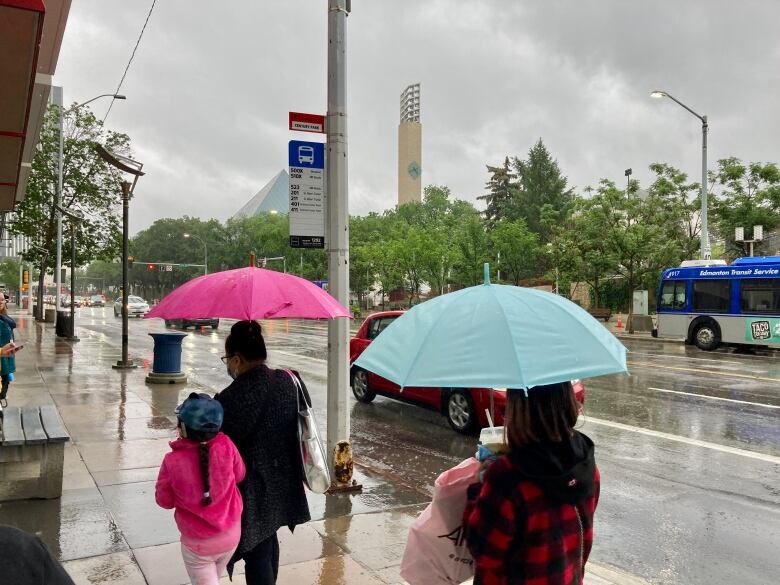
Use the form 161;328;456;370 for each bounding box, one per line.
55;1;780;232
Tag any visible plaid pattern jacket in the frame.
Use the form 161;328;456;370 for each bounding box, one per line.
463;454;600;585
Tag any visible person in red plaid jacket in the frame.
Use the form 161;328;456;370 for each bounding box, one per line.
463;382;600;585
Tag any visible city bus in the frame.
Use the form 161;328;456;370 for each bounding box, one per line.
654;256;780;350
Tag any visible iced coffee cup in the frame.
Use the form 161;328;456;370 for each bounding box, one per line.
478;426;507;456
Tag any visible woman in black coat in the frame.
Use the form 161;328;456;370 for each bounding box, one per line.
216;320;310;585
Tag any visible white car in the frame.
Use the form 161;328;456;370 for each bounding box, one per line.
114;295;150;318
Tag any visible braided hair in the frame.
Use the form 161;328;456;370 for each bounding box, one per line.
182;426;218;506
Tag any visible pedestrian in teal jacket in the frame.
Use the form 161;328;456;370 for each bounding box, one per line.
0;297;16;405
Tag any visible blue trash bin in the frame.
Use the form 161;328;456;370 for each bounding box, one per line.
147;332;188;383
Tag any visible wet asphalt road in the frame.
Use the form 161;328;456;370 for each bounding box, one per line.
75;308;780;585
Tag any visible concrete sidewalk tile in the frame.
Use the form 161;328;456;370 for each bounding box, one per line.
63;442;97;490
310;508;422;552
217;554;386;585
278;523;345;565
134;542;190;585
92;466;161;487
0;486;128;561
64;551;147;585
78;438;171;473
66;415;176;443
587;561;651;585
100;480;180;549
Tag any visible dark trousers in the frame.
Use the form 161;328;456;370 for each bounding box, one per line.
0;375;8;399
244;534;279;585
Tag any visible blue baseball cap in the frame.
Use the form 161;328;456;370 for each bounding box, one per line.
176;392;223;432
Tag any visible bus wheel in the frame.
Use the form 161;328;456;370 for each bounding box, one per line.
693;323;720;351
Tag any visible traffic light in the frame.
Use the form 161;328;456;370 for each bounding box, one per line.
147;263;156;272
128;256;134;267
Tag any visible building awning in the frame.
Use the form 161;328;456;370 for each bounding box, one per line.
0;0;45;209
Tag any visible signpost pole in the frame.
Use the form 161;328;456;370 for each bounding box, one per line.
326;0;350;480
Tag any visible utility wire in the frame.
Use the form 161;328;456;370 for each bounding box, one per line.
102;0;158;124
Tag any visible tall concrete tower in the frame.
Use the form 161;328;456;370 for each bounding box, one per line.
398;83;422;206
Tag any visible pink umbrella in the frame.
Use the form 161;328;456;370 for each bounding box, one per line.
145;267;351;321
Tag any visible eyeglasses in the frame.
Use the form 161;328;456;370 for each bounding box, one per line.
220;355;232;364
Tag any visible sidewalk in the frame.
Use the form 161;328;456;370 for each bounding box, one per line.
0;310;648;585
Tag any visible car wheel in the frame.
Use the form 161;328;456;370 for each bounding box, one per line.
693;323;720;351
445;389;477;434
350;369;376;403
211;323;219;329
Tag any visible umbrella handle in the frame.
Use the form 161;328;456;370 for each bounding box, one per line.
483;263;490;285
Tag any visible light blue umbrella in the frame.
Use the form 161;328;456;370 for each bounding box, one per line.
355;264;627;390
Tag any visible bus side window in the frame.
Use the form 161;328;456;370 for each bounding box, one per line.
740;278;780;314
660;280;686;310
693;280;730;313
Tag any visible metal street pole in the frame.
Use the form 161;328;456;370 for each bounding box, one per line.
651;90;709;259
701;116;709;259
115;181;134;369
53;86;63;316
69;223;78;340
326;0;351;480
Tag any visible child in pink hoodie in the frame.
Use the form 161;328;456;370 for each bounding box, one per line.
156;393;246;585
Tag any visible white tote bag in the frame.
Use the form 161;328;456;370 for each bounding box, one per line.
284;369;331;494
400;457;479;584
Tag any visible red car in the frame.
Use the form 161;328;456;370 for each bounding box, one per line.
349;311;585;434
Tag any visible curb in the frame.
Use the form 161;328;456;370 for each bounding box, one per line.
587;561;651;585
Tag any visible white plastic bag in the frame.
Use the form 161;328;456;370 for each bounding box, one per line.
400;457;479;584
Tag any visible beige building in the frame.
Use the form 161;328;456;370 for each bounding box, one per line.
398;83;422;205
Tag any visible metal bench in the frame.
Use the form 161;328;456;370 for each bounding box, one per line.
0;405;70;501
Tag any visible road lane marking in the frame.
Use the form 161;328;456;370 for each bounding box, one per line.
648;386;780;409
629;351;745;366
628;360;780;383
583;416;780;465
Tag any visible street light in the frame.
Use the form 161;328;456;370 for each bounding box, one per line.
52;91;126;332
183;233;208;275
55;205;84;341
651;89;710;259
95;144;144;370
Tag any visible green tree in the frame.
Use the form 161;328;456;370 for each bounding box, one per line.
711;158;780;257
83;260;121;294
10;104;131;315
491;219;539;285
507;139;574;240
478;157;516;227
649;163;701;260
0;259;20;291
452;212;490;287
590;180;681;328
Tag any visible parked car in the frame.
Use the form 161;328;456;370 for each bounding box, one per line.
89;295;105;307
165;318;219;330
349;311;585;434
114;295;150;318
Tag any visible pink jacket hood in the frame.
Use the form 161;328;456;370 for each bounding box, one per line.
155;432;245;547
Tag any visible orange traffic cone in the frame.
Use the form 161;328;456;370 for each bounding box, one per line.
616;315;623;330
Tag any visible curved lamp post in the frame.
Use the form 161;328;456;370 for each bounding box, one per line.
183;233;208;275
95;144;144;370
651;90;710;259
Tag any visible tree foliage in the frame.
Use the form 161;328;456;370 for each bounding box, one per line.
711;158;780;257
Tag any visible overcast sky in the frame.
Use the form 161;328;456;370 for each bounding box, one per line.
55;0;780;233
